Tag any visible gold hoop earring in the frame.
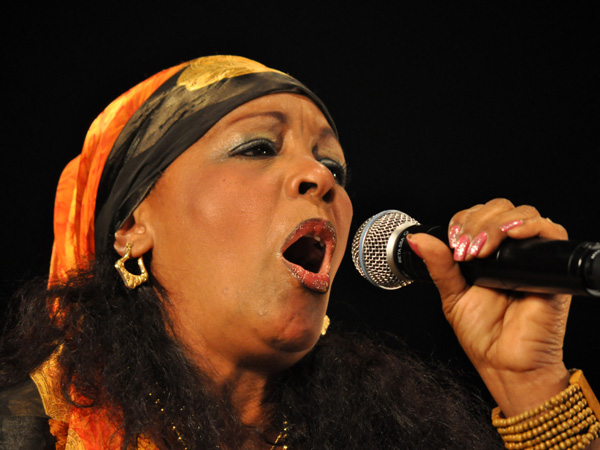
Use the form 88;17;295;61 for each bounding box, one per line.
114;243;148;289
321;315;330;336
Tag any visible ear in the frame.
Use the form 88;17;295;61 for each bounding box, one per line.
113;203;155;258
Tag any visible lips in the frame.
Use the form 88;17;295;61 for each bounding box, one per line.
280;219;337;293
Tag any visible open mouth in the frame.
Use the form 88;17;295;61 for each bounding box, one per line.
283;234;326;273
281;219;336;293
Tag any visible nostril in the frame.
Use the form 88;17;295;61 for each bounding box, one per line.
299;182;317;195
298;181;334;203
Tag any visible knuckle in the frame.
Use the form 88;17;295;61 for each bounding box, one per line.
516;204;540;218
557;224;569;239
486;198;515;210
449;213;465;228
450;205;480;227
450;204;481;224
549;221;569;239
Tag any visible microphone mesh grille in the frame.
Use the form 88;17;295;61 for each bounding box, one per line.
351;210;417;289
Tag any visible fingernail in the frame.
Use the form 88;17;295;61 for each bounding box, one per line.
406;234;424;259
454;235;470;261
449;225;461;248
500;220;523;232
468;231;487;257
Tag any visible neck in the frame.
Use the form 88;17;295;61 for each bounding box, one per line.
205;364;286;450
221;368;274;427
180;339;277;428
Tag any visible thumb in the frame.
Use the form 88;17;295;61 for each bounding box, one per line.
406;233;469;304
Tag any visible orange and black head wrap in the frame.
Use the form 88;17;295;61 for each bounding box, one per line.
51;55;336;283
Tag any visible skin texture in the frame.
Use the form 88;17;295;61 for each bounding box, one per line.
412;204;597;449
408;199;573;417
114;94;597;448
115;93;353;427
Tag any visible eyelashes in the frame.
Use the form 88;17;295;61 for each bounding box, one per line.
229;139;348;187
319;158;348;187
229;139;277;158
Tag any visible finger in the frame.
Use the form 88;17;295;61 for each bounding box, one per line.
407;232;468;303
500;216;568;241
448;199;515;250
449;200;567;262
460;204;542;260
448;203;487;248
468;211;568;260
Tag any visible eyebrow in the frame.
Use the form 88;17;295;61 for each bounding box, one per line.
229;111;287;125
319;127;337;141
229;110;339;146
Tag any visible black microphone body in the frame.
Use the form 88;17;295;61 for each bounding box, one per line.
352;210;600;297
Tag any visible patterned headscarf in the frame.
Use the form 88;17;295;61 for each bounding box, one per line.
39;55;337;449
50;55;336;283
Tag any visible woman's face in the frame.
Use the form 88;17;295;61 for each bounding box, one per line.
133;93;353;372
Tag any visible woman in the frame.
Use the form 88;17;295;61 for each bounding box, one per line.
1;55;598;449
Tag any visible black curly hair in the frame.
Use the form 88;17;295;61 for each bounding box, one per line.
0;254;503;449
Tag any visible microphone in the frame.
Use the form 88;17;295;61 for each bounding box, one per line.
351;210;600;297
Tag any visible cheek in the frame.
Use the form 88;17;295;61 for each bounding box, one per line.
179;169;259;222
174;170;281;264
333;190;354;252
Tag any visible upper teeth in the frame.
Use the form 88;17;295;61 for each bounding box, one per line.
314;235;325;249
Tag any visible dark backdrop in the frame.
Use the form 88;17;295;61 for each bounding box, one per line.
2;2;599;403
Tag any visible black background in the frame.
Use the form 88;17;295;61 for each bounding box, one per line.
2;2;599;403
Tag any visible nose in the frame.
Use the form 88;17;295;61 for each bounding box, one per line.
285;155;336;204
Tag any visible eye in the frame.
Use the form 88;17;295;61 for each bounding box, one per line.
319;158;348;187
229;139;277;158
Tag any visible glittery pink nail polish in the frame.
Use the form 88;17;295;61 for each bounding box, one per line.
449;225;461;248
454;235;470;261
500;220;523;232
468;232;487;257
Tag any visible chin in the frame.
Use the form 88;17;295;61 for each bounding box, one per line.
268;323;323;358
236;321;323;373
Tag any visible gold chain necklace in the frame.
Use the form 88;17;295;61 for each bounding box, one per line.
269;421;289;450
149;392;289;449
149;392;188;449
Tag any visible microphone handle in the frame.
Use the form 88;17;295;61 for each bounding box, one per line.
394;224;600;297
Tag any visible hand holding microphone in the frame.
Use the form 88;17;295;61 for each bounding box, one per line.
353;208;600;297
352;199;592;419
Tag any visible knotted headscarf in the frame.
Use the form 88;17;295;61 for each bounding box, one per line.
39;55;336;449
50;55;336;283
